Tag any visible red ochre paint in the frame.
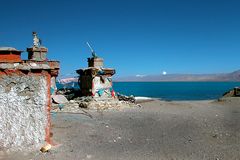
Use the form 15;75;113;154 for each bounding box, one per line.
0;53;21;62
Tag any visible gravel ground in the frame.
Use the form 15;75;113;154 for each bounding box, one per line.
2;97;240;160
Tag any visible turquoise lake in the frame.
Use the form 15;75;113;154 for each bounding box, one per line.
113;82;240;100
57;82;240;101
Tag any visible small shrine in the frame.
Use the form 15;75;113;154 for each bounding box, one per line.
27;32;48;61
76;43;116;99
0;32;59;151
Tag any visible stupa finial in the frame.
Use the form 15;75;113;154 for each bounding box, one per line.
32;32;42;47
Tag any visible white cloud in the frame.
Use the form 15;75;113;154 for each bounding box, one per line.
136;74;146;78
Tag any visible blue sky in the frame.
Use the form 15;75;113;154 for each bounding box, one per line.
0;0;240;77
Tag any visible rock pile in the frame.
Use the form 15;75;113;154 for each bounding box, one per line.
222;87;240;97
116;93;135;103
51;91;139;113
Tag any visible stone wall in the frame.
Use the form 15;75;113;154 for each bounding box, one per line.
0;73;48;150
0;44;59;151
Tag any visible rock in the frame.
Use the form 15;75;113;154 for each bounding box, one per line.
40;143;52;153
117;93;136;103
79;102;88;108
223;90;235;97
234;87;240;96
222;87;240;97
85;96;93;102
52;95;69;104
70;100;76;103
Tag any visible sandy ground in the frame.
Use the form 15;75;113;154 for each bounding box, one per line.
1;97;240;160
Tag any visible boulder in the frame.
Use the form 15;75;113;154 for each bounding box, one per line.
52;95;69;104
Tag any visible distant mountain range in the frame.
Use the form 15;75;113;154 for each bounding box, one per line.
115;70;240;82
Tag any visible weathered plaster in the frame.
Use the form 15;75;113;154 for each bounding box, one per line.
92;76;114;98
0;75;48;151
92;76;112;90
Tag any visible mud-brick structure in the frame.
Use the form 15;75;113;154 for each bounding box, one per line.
0;33;59;151
76;56;116;99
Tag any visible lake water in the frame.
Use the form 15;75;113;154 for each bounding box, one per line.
57;82;240;101
113;82;240;100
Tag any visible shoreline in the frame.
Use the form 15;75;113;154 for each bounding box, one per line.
134;96;220;103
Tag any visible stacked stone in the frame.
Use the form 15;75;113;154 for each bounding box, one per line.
76;57;116;99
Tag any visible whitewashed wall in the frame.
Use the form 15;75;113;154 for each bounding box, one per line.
0;75;48;151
